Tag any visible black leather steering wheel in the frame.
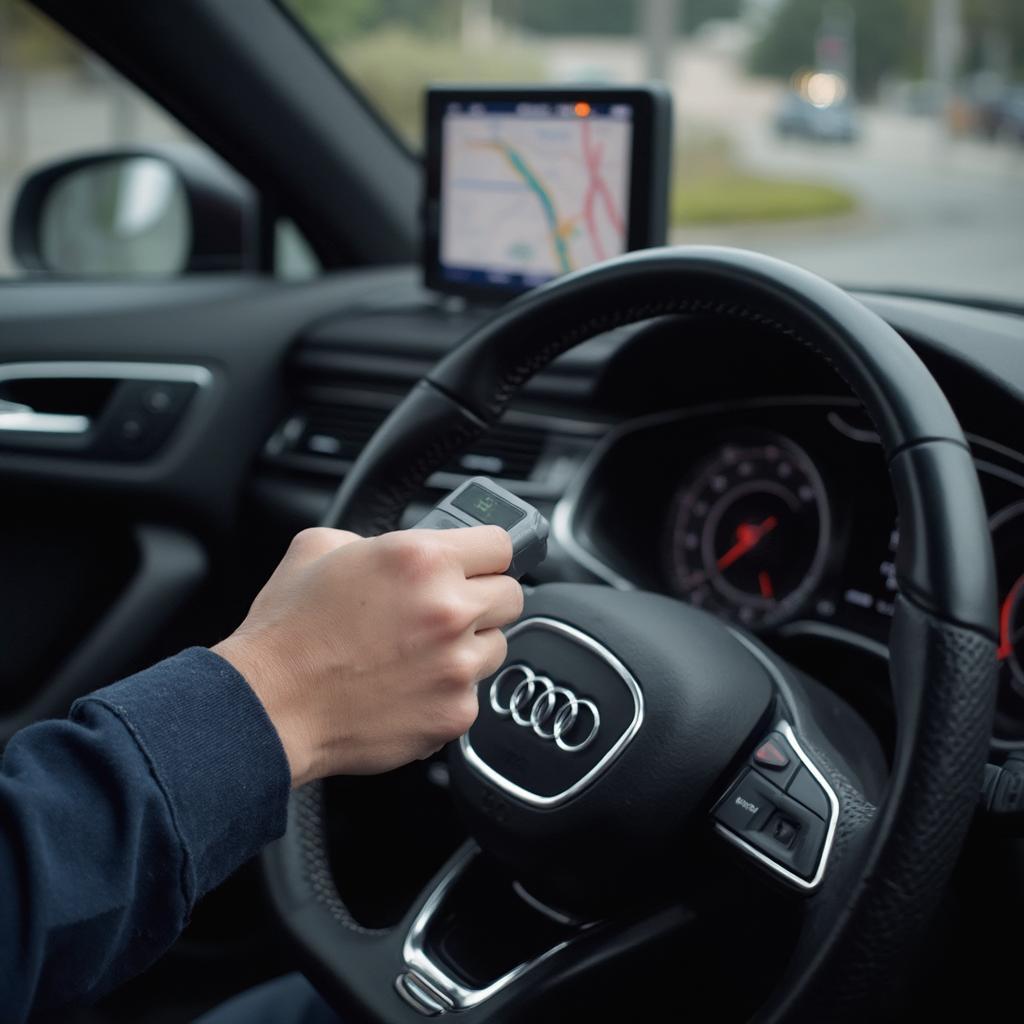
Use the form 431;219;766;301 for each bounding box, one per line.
264;247;998;1023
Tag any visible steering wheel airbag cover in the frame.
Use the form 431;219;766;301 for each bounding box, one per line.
449;584;774;914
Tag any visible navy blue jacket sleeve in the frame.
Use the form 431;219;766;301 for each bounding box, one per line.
0;647;291;1021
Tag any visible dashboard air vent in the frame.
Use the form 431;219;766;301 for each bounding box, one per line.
289;403;389;461
442;422;546;480
275;403;548;482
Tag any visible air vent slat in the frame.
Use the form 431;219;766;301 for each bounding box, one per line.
294;403;390;460
278;401;548;481
443;424;546;480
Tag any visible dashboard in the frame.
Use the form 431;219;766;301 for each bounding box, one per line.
254;269;1024;759
554;395;1024;748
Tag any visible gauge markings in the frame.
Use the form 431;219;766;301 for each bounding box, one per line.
665;438;831;629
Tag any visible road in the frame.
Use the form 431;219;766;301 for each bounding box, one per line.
672;109;1024;303
546;33;1024;303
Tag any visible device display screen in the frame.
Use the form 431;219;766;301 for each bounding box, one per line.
437;99;634;293
452;483;525;529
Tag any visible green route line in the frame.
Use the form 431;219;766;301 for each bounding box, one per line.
494;143;572;274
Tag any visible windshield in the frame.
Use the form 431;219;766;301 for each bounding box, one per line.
289;0;1023;305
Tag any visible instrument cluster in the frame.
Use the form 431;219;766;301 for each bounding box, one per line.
556;397;1024;746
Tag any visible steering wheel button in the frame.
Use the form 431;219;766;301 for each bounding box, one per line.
787;766;830;820
767;811;800;850
714;753;831;881
754;736;790;768
713;770;775;833
751;732;798;788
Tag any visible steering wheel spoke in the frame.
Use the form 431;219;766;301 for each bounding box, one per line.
393;841;693;1017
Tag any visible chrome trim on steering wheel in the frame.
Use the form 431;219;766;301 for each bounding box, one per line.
711;719;839;892
717;630;840;892
398;844;580;1014
488;663;602;753
460;617;644;808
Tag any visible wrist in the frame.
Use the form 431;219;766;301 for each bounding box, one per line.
211;632;319;789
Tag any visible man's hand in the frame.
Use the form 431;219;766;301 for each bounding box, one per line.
212;526;522;787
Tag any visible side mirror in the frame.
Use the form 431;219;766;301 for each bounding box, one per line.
10;146;260;276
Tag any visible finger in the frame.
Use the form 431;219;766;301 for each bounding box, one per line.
441;525;513;578
473;627;509;682
467;574;524;631
284;527;361;568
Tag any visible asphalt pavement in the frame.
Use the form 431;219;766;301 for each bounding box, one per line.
672;110;1024;303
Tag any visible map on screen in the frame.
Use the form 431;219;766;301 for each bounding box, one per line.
438;100;633;291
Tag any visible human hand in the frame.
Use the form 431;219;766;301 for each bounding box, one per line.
213;526;521;787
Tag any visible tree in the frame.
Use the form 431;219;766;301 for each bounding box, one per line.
749;0;1023;95
0;0;80;68
283;0;455;42
288;0;745;41
494;0;743;35
749;0;919;97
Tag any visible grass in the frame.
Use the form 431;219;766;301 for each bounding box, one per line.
672;174;856;226
671;130;856;226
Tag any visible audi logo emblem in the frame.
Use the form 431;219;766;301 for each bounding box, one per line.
488;663;600;753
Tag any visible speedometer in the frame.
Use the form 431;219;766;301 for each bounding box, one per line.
665;437;831;629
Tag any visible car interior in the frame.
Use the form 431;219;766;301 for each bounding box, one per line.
3;1;1024;1022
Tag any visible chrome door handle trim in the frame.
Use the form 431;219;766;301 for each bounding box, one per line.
0;361;213;386
0;401;91;434
0;362;212;437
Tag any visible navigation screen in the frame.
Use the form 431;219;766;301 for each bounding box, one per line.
437;99;634;292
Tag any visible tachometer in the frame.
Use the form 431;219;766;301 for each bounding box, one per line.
665;438;831;629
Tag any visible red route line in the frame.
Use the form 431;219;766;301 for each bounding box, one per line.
580;120;605;261
580;119;625;262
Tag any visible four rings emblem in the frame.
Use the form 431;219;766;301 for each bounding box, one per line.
488;663;601;753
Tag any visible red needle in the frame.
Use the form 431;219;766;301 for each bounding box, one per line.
998;576;1024;661
717;516;779;571
759;570;775;599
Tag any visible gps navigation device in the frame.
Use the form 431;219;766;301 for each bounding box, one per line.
424;84;672;299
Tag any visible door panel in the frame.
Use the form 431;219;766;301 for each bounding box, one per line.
0;268;406;733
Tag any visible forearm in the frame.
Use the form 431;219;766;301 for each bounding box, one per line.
0;648;290;1020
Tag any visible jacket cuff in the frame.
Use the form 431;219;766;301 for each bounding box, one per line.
72;646;292;901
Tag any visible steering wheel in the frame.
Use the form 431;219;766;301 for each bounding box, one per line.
264;247;998;1022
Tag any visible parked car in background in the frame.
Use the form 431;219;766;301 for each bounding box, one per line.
775;74;858;143
995;86;1024;144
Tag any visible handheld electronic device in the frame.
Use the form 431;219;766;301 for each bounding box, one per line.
424;84;672;300
415;477;549;580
